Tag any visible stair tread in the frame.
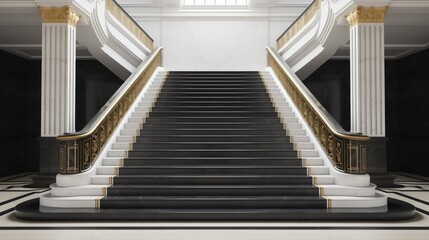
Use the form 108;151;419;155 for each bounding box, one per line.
118;166;307;169
125;149;302;152
123;157;301;160
108;185;317;189
114;175;311;178
102;196;323;200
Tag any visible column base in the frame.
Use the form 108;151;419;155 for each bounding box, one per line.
30;137;59;187
366;137;396;187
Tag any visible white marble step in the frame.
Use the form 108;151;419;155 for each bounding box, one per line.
284;123;302;130
294;142;314;149
128;117;146;124
307;166;329;175
298;150;319;158
102;158;123;166
286;129;306;136
107;150;127;158
278;112;295;118
302;157;324;166
291;135;310;142
120;129;140;136
275;105;292;112
40;193;102;208
131;112;150;118
327;192;388;208
112;142;133;150
124;123;143;130
50;184;109;197
116;136;135;142
312;175;335;185
319;184;377;197
92;175;116;185
281;117;299;124
97;166;119;175
134;106;153;113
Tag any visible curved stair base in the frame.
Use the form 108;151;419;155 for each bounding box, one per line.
15;198;415;221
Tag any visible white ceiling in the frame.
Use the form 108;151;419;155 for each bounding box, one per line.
1;0;429;60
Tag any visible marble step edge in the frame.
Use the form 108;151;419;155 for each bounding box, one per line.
42;189;385;208
49;182;376;198
94;165;329;175
110;142;314;150
90;174;334;186
105;149;319;158
100;156;324;167
122;122;302;131
115;135;310;143
118;129;306;136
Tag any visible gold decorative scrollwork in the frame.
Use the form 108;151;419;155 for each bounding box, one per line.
336;139;343;167
100;125;106;148
107;115;112;135
92;132;99;159
314;116;320;137
328;133;334;159
84;141;90;165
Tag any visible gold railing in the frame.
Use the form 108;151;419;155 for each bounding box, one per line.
276;0;320;50
267;47;368;174
105;0;153;50
58;48;163;174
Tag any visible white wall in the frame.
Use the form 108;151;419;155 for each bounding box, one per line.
139;20;289;71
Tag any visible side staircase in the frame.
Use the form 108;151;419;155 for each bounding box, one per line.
17;71;415;220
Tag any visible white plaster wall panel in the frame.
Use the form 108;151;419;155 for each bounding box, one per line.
161;21;268;71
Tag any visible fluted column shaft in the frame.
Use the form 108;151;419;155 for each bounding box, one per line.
39;6;80;136
346;6;388;137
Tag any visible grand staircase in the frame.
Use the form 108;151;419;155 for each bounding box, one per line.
16;70;415;221
100;71;327;211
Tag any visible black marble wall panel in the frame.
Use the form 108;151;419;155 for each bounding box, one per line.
75;60;123;131
0;51;39;177
0;50;122;177
303;60;351;131
385;49;429;177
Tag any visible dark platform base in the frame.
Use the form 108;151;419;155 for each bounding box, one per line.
27;174;56;188
370;174;398;188
15;198;415;221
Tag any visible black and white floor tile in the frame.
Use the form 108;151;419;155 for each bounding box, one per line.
0;172;428;239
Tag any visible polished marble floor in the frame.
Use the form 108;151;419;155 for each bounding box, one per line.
0;172;428;239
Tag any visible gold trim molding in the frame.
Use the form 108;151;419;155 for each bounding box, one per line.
345;6;388;27
38;6;80;28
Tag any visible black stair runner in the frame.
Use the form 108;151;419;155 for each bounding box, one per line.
100;71;327;214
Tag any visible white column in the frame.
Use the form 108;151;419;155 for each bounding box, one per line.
346;6;388;137
39;6;80;136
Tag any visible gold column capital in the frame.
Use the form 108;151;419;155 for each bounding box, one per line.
38;6;80;28
345;6;388;27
